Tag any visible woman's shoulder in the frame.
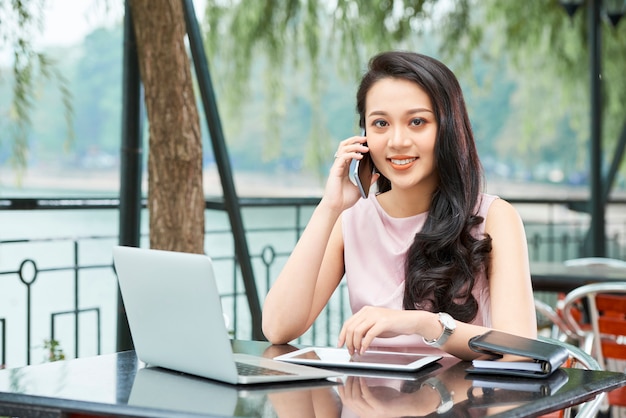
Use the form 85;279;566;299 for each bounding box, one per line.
483;194;516;214
484;195;524;231
476;193;499;217
342;195;377;231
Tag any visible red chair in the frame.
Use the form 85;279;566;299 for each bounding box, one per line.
535;258;626;354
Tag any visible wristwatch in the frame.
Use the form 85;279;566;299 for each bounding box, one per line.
421;377;454;414
423;312;456;348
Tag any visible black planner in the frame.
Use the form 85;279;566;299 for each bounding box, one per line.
466;330;570;378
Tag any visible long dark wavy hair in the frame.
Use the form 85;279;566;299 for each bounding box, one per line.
356;51;492;322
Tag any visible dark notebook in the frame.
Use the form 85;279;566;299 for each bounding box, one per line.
466;330;569;378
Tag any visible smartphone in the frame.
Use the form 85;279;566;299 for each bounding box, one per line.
348;129;374;199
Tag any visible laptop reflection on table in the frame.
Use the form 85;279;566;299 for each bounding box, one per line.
128;366;340;416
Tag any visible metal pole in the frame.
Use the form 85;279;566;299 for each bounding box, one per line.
117;0;144;351
603;122;626;202
587;0;605;257
182;0;264;340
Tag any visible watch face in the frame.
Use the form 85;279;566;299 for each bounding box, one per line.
440;313;457;330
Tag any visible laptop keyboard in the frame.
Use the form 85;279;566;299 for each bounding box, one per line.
236;362;296;376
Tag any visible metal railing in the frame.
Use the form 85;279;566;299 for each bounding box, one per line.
0;196;625;367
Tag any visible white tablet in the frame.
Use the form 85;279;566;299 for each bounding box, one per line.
274;347;442;372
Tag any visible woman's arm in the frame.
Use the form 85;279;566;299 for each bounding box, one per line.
484;198;537;335
262;205;345;344
262;135;371;344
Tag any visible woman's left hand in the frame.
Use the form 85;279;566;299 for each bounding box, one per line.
337;306;422;355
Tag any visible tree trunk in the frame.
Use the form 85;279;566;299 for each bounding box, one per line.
130;0;204;253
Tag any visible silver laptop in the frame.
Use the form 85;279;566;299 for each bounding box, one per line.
112;245;339;384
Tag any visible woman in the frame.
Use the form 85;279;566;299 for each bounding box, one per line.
262;51;536;360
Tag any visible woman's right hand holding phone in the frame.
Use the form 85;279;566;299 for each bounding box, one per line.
323;134;372;212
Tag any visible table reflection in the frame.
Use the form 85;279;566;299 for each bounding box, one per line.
462;369;570;417
0;342;623;418
336;360;480;418
128;358;571;418
129;366;341;416
263;343;571;418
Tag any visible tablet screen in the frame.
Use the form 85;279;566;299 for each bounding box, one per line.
275;347;442;371
349;351;429;365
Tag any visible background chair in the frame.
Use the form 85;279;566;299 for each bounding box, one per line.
538;337;607;418
535;298;580;342
561;282;626;414
535;258;626;352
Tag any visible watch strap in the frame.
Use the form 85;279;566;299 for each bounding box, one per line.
421;377;454;414
423;312;455;348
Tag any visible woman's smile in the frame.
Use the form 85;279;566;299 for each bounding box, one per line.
389;156;418;170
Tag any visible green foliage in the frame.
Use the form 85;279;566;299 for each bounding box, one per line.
203;0;626;183
42;338;65;362
448;0;626;171
0;25;122;179
71;27;123;156
204;0;325;167
3;0;625;189
0;0;74;182
203;0;442;181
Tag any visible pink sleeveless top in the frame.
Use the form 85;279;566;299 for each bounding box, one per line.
342;192;498;347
